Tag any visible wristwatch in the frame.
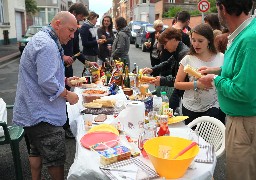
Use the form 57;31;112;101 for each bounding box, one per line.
211;75;218;86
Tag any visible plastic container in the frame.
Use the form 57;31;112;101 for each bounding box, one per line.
143;136;199;179
161;91;169;115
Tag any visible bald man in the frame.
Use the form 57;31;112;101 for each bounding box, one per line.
13;11;79;180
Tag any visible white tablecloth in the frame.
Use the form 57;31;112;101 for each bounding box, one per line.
67;88;217;180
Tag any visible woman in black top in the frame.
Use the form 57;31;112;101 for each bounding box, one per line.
97;16;115;63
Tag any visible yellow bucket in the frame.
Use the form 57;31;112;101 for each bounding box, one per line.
143;136;199;179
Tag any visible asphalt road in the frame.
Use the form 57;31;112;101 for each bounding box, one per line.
0;44;225;180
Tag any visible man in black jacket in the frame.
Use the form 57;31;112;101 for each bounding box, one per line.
142;27;189;113
62;3;94;138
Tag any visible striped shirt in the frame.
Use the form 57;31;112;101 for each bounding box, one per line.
13;27;66;127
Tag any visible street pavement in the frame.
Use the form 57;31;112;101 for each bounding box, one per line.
0;43;225;179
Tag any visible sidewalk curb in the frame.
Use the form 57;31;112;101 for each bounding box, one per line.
0;52;20;63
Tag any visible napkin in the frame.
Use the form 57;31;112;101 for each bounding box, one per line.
195;145;214;163
110;164;138;180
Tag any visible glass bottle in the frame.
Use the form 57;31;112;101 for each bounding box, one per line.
123;63;130;88
161;91;169;115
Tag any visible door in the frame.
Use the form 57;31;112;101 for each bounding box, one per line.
15;11;22;41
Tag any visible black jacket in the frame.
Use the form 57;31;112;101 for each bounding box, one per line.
62;27;86;64
97;28;114;61
80;20;99;56
151;41;189;87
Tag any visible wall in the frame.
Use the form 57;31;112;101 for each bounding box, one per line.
133;3;155;23
162;15;203;28
0;0;26;45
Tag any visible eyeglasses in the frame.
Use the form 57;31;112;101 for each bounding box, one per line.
156;25;163;28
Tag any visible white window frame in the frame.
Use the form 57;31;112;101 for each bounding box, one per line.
168;0;176;3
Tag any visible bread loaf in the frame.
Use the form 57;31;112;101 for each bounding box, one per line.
184;65;203;78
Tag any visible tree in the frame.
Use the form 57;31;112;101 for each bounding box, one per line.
25;0;39;15
208;0;217;13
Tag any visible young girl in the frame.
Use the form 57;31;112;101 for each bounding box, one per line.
174;23;225;124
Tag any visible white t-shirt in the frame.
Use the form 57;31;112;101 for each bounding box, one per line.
180;52;224;112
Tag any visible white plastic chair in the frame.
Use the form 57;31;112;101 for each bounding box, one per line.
187;116;225;158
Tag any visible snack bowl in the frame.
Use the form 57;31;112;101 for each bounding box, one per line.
143;136;199;179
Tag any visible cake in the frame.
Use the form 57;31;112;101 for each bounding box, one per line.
98;145;131;165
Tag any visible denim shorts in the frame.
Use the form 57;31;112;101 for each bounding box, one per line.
24;122;66;167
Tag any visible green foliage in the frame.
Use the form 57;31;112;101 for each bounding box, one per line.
190;10;201;16
163;6;182;18
208;0;217;13
25;0;39;15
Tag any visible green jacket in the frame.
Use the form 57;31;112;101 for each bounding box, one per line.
214;18;256;116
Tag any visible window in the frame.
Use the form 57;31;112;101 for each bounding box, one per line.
0;0;4;24
168;0;176;3
48;8;58;23
142;0;147;3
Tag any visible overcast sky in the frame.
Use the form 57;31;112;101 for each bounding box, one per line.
89;0;112;25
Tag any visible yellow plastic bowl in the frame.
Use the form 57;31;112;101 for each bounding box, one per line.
143;136;199;179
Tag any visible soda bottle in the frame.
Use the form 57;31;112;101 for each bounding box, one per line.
161;91;169;115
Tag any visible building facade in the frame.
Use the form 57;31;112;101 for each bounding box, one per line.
30;0;68;26
0;0;26;45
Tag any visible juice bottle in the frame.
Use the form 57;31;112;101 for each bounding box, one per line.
161;91;169;115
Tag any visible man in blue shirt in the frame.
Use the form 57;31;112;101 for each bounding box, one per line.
13;11;79;180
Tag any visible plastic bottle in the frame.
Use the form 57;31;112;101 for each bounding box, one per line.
161;91;169;115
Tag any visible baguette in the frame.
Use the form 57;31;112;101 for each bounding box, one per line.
140;76;156;83
83;102;102;108
184;65;203;78
93;99;115;108
70;77;88;85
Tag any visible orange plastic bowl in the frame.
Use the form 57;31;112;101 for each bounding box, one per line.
143;136;199;179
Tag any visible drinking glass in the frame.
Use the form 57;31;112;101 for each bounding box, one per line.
83;114;93;131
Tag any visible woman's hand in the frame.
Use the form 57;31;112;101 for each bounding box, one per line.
198;66;221;75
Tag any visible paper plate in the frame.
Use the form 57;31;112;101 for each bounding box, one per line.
168;116;189;124
80;131;119;150
88;124;119;135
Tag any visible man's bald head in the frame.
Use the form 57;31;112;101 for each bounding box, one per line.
51;11;76;25
51;11;77;45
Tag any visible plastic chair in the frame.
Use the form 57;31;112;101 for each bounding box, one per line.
0;105;24;180
187;116;225;158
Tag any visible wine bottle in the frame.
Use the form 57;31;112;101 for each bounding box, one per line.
123;63;130;88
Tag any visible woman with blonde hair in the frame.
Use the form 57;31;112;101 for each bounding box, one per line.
145;20;164;68
174;23;225;124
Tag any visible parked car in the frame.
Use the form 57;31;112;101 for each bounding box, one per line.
128;21;149;44
135;24;155;52
18;25;43;54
